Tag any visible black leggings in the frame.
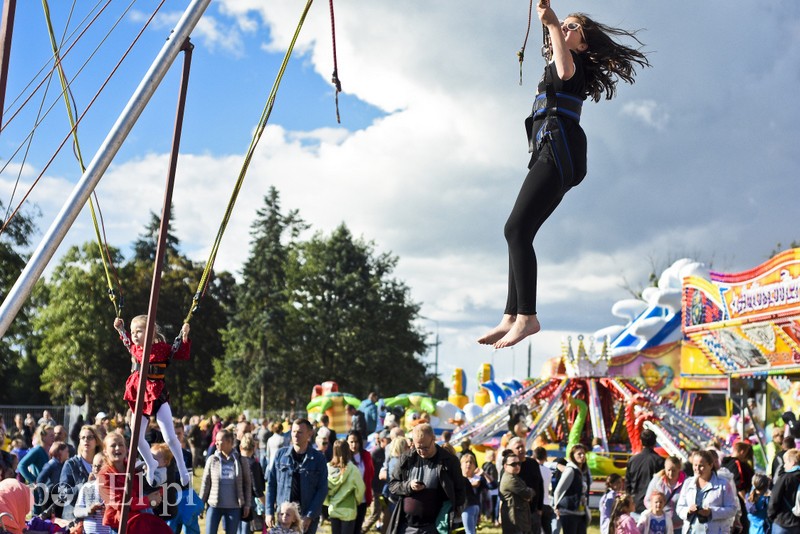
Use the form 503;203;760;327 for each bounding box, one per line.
503;157;566;316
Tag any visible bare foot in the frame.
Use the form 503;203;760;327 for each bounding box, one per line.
478;314;516;345
493;314;540;348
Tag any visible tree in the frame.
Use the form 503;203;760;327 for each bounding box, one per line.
133;205;181;264
216;187;307;413
123;210;230;414
33;243;129;411
0;202;47;404
286;224;429;403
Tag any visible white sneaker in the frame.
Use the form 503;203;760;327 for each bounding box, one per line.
149;466;167;486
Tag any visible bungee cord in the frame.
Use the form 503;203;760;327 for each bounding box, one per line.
0;0;165;240
183;0;317;324
0;0;113;134
41;0;127;316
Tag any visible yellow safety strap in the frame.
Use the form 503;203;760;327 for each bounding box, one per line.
184;0;314;324
42;0;122;316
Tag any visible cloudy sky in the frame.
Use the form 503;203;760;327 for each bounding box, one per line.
2;0;799;397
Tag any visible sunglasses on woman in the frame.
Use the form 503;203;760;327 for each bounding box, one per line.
561;21;586;42
506;462;521;467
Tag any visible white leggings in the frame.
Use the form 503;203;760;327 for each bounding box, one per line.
136;402;190;483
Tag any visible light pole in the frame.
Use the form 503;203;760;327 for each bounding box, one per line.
420;316;441;394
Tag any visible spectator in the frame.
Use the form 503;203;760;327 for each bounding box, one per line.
269;501;304;534
266;422;285;472
722;441;755;533
553;444;592;534
626;429;665;514
643;455;685;533
0;477;32;534
265;418;328;534
16;423;55;484
534;447;554;534
483;449;501;527
506;436;544;534
772;437;795;483
53;425;76;458
38;410;57;427
60;424;103;520
364;429;390;533
326;439;367;534
745;473;769;534
636;490;673;534
676;449;737;534
93;413;110;441
347;431;375;534
599;474;623;534
460;453;485;534
97;431;162;531
200;429;252;534
8;414;32;449
347;406;369;443
768;448;800;534
386;423;466;534
499;450;533;534
609;493;638;534
360;393;380;436
257;420;272;465
239;433;266;534
34;441;69;516
73;451;110;534
380;436;410;520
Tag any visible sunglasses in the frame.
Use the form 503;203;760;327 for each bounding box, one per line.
561;21;586;42
506;462;521;467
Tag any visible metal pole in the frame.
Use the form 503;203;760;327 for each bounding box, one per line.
0;0;211;338
118;37;193;534
0;0;17;130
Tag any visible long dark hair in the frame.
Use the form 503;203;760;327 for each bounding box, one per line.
569;13;650;102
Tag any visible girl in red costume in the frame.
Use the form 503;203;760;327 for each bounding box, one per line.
113;315;191;486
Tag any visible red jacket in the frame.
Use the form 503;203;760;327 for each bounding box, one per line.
120;333;191;416
356;450;375;505
98;463;151;530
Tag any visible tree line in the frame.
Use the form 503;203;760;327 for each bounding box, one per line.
0;187;440;415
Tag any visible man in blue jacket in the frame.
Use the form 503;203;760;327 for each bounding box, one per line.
265;418;328;534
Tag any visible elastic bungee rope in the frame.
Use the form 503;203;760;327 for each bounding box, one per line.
329;0;342;123
42;0;124;316
184;0;317;325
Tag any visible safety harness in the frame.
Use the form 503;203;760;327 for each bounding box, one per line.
524;83;583;189
130;361;167;380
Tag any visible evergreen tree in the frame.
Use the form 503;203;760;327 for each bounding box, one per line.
124;210;230;414
217;187;307;413
287;224;429;403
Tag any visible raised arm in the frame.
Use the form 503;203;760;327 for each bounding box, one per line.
537;0;575;80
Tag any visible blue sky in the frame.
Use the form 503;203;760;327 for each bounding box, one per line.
2;0;800;397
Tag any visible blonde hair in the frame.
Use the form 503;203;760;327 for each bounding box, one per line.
278;501;303;532
240;433;256;454
131;315;166;342
388;436;409;458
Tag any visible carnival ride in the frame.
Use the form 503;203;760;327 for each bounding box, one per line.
450;336;717;477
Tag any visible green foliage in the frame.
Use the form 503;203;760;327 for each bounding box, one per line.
216;187;308;412
32;243;128;410
770;241;800;258
286;224;429;402
0;202;47;404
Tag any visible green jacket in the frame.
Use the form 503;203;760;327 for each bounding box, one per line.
325;462;365;521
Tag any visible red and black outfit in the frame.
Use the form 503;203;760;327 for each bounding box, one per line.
119;332;191;416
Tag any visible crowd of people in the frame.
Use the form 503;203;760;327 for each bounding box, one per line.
4;406;800;534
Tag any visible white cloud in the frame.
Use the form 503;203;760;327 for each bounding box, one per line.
4;0;800;396
621;100;669;130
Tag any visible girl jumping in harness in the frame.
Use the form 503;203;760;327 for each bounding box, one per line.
113;314;192;486
479;0;650;349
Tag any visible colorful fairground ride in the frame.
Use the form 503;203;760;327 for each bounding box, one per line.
450;334;716;479
680;248;800;452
